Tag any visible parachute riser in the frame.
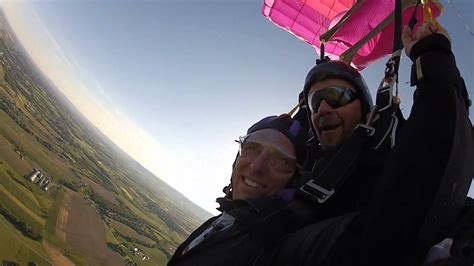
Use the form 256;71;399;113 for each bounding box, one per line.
319;0;365;44
367;0;406;149
340;0;422;66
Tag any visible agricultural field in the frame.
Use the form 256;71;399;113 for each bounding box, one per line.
63;192;124;265
0;185;45;234
0;216;51;265
0;8;210;265
111;219;156;246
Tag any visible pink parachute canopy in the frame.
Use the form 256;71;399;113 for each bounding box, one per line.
262;0;442;69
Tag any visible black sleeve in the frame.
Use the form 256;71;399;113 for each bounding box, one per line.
363;33;473;264
410;34;471;112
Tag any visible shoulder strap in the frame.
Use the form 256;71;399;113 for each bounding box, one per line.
297;124;375;205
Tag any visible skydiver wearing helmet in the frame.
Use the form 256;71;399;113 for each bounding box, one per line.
291;57;406;222
168;114;308;266
256;21;473;265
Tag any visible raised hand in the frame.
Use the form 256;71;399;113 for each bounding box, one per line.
402;21;450;57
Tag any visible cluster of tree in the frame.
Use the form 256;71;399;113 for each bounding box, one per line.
58;150;75;164
124;258;138;266
82;152;116;192
51;120;76;144
34;135;53;152
144;197;189;236
111;242;139;266
113;222;176;258
5;169;15;179
58;179;80;192
1;261;19;266
114;231;155;248
0;204;42;241
108;212;160;247
107;242;127;256
0;95;32;134
116;229;175;258
156;239;175;258
0;86;56;157
86;190;175;256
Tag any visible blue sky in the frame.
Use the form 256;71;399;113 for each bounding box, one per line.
2;0;473;214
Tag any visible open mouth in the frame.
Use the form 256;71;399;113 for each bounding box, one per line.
320;124;340;131
242;176;264;188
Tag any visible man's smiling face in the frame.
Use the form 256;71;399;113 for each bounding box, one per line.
231;129;296;200
309;78;363;152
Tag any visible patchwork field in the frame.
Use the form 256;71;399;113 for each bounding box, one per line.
0;185;44;235
0;216;51;265
81;176;119;205
42;240;74;266
64;192;124;265
131;242;168;265
54;190;71;242
0;164;48;217
111;218;156;245
0;133;32;178
0;10;210;265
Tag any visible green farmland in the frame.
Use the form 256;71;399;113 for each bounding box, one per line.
0;216;51;265
0;8;209;265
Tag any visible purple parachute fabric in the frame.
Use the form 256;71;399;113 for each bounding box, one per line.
262;0;442;69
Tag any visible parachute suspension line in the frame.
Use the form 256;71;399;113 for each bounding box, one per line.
340;0;413;66
319;0;365;43
288;99;304;117
319;0;364;65
381;0;404;100
339;12;396;65
409;0;422;30
392;1;419;102
339;0;425;67
444;0;474;37
390;0;403;83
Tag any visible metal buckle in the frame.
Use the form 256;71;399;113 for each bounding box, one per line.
300;180;335;204
377;82;394;112
356;124;375;137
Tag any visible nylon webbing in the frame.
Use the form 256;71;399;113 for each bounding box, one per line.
297;124;374;205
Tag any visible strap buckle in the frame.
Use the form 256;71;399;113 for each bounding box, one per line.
356;124;376;137
377;81;394;112
299;180;335;204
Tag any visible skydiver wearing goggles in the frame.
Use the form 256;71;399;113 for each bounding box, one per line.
168;115;308;266
307;86;361;112
257;22;473;266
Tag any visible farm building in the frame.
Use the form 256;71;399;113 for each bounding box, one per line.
26;168;40;182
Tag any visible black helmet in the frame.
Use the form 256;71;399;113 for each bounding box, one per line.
303;61;373;115
302;61;373;140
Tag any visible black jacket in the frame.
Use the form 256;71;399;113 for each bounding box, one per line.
168;195;294;266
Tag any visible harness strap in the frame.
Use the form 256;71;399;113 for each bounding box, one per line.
373;0;409;149
297;123;374;205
